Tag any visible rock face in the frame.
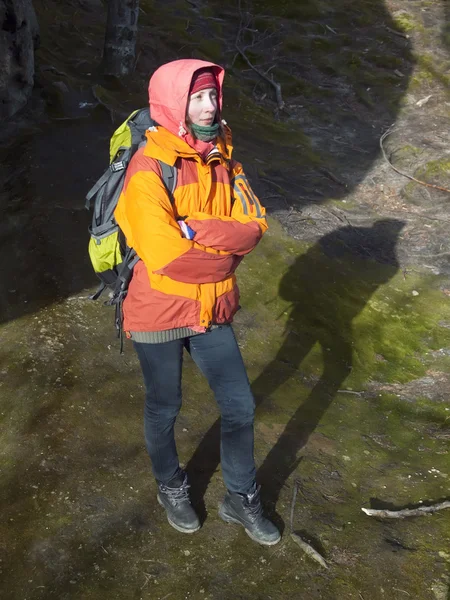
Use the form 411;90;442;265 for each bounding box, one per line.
0;0;39;119
102;0;138;77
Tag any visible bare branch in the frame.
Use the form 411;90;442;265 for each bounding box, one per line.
235;45;285;110
380;127;450;194
290;533;329;569
289;480;299;532
362;500;450;519
319;167;347;188
383;24;410;40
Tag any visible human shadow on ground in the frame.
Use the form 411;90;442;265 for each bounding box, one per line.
186;219;405;524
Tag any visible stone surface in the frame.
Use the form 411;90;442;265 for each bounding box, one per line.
0;0;39;118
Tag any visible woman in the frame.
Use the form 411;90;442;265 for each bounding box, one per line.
115;59;280;546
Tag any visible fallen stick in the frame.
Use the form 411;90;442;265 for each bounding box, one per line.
380;127;450;194
383;24;410;40
362;500;450;519
289;480;299;532
319;167;347;188
235;45;285;110
290;533;329;569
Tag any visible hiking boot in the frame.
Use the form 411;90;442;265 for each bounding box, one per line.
157;471;201;534
218;485;281;546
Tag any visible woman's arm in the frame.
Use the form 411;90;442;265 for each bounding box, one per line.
115;163;239;284
186;162;268;255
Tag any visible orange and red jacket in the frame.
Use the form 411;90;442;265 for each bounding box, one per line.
114;59;268;334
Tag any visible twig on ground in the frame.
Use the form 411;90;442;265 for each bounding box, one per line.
290;533;329;569
380;127;450;194
41;65;69;78
323;206;356;229
289;217;317;223
235;45;285;110
407;250;450;258
383;24;410;39
397;211;450;223
337;390;363;395
362;500;450;519
319;167;347;188
289;479;299;532
141;573;152;590
260;177;285;191
325;24;338;35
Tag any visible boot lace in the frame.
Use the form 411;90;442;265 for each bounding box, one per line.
160;481;191;505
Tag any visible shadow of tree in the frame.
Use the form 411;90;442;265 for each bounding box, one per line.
223;0;415;210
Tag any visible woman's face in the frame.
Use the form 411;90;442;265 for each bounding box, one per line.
187;87;218;126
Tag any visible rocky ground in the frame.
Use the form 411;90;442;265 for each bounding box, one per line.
1;0;449;599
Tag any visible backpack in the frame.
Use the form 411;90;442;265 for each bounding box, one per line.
85;108;177;351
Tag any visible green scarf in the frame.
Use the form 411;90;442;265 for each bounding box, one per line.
191;122;220;141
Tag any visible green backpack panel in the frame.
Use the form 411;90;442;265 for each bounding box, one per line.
85;108;177;350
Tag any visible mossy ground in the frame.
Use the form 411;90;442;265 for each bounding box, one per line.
1;217;449;599
2;0;450;598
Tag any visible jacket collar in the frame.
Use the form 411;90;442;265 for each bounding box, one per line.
143;125;233;168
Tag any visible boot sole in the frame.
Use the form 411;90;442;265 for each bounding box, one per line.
218;503;281;546
157;494;201;534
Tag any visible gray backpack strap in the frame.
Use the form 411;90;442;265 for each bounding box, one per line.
158;160;177;205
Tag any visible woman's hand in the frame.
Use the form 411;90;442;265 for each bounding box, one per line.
177;220;196;240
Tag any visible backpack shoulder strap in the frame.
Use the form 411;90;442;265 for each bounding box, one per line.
128;108;156;147
158;160;178;205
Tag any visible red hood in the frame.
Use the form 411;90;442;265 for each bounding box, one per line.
148;59;225;156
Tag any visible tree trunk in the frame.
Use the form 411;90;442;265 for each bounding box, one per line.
0;0;39;119
102;0;139;77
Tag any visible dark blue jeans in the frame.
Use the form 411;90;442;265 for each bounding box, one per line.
133;325;256;495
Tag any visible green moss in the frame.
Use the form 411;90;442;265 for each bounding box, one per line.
389;144;423;168
197;39;223;61
329;198;357;210
277;69;334;98
409;54;450;94
367;53;404;69
443;31;450;48
200;4;214;18
403;158;450;201
403;158;450;202
282;35;308;52
354;85;376;108
343;51;363;70
240;220;450;393
251;0;324;19
311;36;338;52
416;159;450;179
393;12;423;33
